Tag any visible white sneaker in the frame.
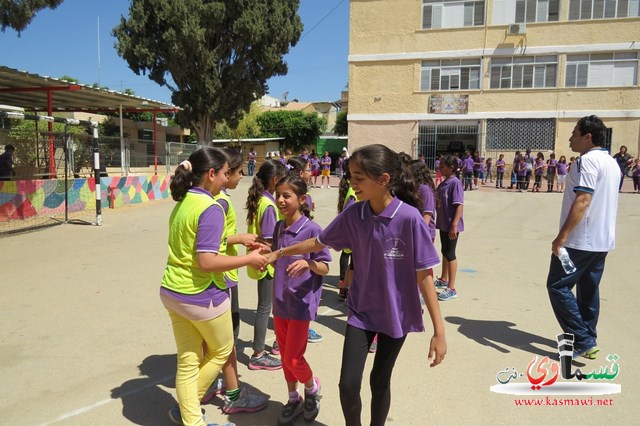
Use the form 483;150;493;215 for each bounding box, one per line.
321;185;325;188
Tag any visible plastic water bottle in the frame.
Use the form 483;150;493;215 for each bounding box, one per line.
558;247;576;274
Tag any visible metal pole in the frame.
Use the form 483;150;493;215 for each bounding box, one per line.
47;90;55;178
153;111;158;175
92;124;102;226
119;104;126;175
64;124;69;223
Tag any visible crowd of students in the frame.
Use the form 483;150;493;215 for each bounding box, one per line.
160;145;450;426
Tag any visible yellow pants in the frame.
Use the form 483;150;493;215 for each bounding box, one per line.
169;308;233;426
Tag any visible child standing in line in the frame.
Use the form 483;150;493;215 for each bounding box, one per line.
337;159;358;300
484;157;493;184
435;155;464;301
533;152;545;192
201;149;270;414
160;147;268;425
495;154;506;188
320;150;332;188
245;159;288;370
516;153;528;192
632;158;640;193
266;145;446;426
546;153;557;192
271;174;331;425
434;155;443;186
410;160;437;242
556;155;568;193
287;156;324;344
309;153;320;188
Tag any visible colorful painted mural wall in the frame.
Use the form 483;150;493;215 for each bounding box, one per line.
0;175;171;222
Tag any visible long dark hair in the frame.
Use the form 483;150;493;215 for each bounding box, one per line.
223;147;243;171
276;174;312;219
170;147;226;201
287;156;308;174
349;144;422;209
410;160;435;192
245;159;287;224
337;158;351;213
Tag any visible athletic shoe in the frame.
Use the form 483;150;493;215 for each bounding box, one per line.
278;397;303;426
338;280;348;299
320;185;325;188
438;288;458;301
434;278;449;289
168;405;205;425
222;387;269;414
248;353;282;371
368;335;378;353
574;346;600;360
308;329;323;343
303;378;322;422
270;340;280;356
201;378;225;404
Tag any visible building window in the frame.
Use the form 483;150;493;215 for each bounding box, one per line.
565;52;638;87
489;55;557;89
486;119;556;151
568;0;640;20
493;0;559;24
421;59;482;91
422;0;485;29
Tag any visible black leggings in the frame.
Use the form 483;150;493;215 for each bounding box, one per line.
439;230;459;261
340;251;352;281
339;325;406;426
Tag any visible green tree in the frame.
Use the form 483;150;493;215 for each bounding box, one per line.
213;101;262;140
0;0;63;33
257;110;326;152
333;110;348;136
113;0;302;144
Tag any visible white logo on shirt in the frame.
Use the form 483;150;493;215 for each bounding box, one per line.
383;238;405;260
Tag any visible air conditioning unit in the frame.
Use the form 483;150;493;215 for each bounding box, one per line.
507;23;526;35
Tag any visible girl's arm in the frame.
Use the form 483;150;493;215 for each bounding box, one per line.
227;233;258;246
416;269;446;367
285;259;330;277
449;203;463;239
197;250;266;272
264;237;324;264
422;212;433;226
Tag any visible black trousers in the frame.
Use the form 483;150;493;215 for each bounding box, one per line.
339;325;406;426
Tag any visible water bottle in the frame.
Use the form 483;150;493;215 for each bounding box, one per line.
558;247;576;274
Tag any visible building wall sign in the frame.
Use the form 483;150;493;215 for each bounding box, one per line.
429;94;469;114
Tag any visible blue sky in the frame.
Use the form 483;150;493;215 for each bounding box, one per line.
0;0;349;105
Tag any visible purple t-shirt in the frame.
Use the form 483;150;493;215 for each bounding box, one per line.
305;192;313;210
248;152;256;164
321;156;331;170
557;162;568;175
435;176;464;233
318;197;440;338
272;217;332;320
434;159;441;172
473;157;484;172
310;158;320;172
344;194;357;210
535;159;545;175
633;165;640;177
463;157;474;172
260;191;277;239
547;159;557;173
419;184;436;241
496;159;506;172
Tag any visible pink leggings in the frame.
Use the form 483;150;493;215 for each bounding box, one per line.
274;316;313;384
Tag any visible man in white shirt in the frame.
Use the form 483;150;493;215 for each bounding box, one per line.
547;115;619;360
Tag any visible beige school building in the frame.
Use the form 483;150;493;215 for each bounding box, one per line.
347;0;640;166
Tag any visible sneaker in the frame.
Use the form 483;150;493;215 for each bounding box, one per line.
368;335;378;353
308;328;323;343
574;346;600;360
338;287;349;299
320;185;325;188
168;405;205;425
271;340;280;356
248;353;282;371
438;288;458;301
222;387;269;414
278;397;303;426
303;378;322;422
434;278;449;289
201;378;225;404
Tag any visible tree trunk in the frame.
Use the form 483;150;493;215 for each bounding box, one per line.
193;115;215;145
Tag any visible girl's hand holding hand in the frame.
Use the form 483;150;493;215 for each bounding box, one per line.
236;233;258;246
428;334;447;367
263;251;279;266
247;248;268;271
286;260;310;277
247;240;272;253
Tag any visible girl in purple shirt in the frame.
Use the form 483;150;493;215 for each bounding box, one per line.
546;153;558;192
556;155;568;193
435;155;464;301
272;174;331;424
266;145;446;426
533;152;545;192
495;154;506;188
410;160;437;242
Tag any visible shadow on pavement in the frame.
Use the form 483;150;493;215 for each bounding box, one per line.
111;353;177;425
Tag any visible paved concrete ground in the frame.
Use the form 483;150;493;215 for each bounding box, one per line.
1;176;639;426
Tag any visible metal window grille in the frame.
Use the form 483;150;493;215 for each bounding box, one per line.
486;118;555;151
417;120;480;169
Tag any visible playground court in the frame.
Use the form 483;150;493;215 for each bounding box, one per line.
1;178;638;425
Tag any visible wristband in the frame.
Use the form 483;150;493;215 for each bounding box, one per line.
279;248;285;258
